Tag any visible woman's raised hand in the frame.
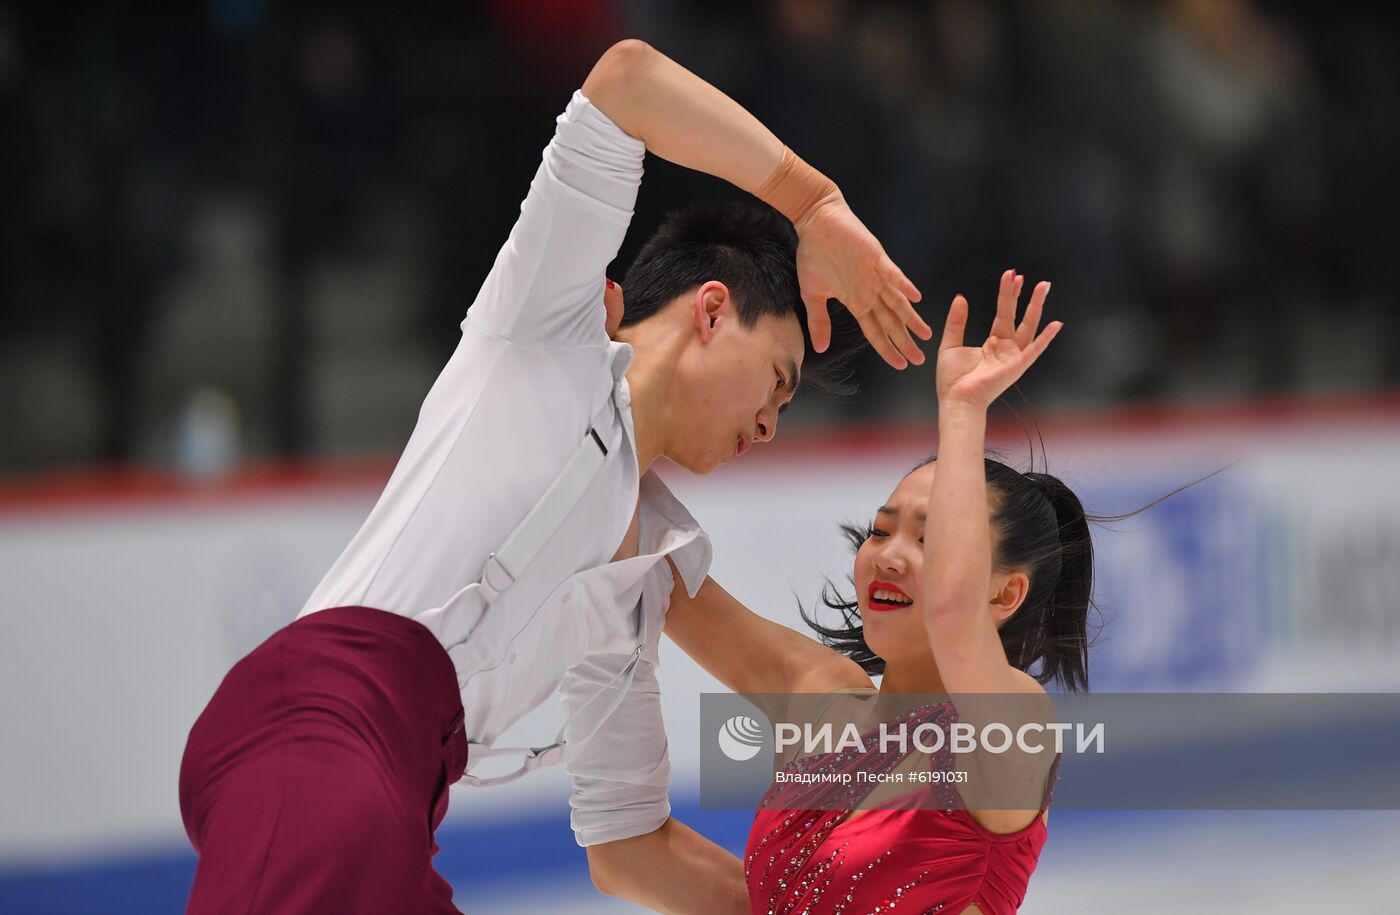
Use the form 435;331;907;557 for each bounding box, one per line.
935;269;1062;409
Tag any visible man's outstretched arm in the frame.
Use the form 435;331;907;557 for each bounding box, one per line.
562;639;745;912
582;39;931;369
587;817;748;914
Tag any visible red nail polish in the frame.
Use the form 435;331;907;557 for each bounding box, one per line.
606;279;615;289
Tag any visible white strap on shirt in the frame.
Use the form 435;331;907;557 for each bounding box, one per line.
473;417;616;608
455;394;646;788
459;637;645;788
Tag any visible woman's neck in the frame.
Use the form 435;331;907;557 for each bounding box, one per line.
878;660;947;696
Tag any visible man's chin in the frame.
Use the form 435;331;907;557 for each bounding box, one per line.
671;449;726;475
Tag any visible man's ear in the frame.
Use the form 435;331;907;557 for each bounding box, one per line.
691;280;731;342
988;570;1030;626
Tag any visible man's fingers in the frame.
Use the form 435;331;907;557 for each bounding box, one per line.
991;268;1018;339
883;256;924;305
877;257;931;340
940;294;969;353
882;260;929;325
1016;281;1050;349
857;310;907;369
899;271;924;306
877;288;926;364
881;277;933;342
876;296;925;365
803;292;833;353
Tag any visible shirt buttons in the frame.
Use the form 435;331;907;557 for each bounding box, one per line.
561;592;572;605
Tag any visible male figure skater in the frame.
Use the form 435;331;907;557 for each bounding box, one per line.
178;39;928;914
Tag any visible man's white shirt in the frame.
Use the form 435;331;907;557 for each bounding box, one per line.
299;90;713;847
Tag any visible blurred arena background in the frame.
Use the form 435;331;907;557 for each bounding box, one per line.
1;2;1397;913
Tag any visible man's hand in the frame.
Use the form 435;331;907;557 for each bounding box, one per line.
795;197;931;369
580;42;930;368
587;817;747;913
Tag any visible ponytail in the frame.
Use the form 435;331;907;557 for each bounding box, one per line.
1018;473;1094;693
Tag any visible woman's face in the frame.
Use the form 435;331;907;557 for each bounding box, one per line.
854;464;1029;672
853;462;941;667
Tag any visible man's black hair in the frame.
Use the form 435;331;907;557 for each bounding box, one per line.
621;199;861;398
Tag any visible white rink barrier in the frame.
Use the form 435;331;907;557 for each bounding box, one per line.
2;401;1398;869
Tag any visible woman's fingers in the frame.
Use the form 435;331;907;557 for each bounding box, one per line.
990;269;1018;340
1019;320;1063;367
1016;281;1050;349
940;294;969;353
945;271;1055;361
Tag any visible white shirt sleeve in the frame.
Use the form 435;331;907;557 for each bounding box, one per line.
465;89;646;348
560;637;671;847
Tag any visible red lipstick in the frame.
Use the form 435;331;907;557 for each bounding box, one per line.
867;580;913;612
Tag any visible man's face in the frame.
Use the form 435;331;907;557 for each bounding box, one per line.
670;287;805;474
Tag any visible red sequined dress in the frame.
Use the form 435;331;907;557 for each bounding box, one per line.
745;700;1062;915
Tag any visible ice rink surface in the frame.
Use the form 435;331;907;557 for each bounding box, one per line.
457;811;1399;914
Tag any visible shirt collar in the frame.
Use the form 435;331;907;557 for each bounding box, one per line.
611;339;712;598
637;471;712;598
608;339;634;382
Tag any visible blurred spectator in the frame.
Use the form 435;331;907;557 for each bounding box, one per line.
1;1;1396;475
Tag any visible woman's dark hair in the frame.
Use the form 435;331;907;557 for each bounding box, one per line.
622;199;861;397
801;455;1153;693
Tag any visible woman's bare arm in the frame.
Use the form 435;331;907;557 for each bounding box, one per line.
922;271;1061;831
921;271;1059;692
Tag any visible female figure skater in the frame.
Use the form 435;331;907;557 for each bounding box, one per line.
662;269;1080;914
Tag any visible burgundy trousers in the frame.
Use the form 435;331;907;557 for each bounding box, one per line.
179;606;469;914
